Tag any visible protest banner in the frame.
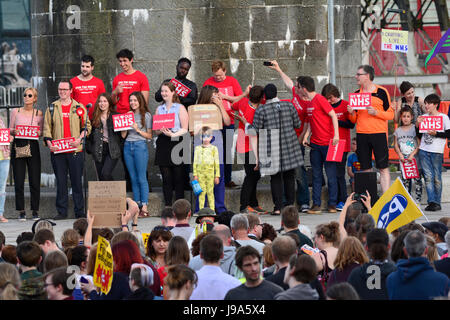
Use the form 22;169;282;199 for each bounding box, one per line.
153;113;175;130
0;129;10;145
369;178;425;233
142;233;150;250
88;181;126;228
381;29;409;53
349;93;371;110
400;159;420;179
51;137;77;153
170;78;192;98
188;104;223;134
326;139;345;162
112;113;135;132
419;116;444;133
94;236;113;294
15;125;40;140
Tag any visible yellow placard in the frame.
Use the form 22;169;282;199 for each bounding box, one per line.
142;233;150;249
93;236;114;294
381;29;408;53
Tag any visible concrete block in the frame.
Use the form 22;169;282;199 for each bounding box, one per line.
277;41;305;59
334;5;360;41
192;43;231;61
335;40;361;77
150;0;211;10
305;40;328;59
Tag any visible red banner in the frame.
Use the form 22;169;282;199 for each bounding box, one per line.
170;78;192;98
326;139;345;162
400;158;420;179
112;113;135;132
153;113;175;130
51;137;77;154
419;116;444;133
0;129;10;146
349;93;371;110
15;125;40;140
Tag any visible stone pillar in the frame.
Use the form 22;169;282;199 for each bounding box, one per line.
31;0;361;184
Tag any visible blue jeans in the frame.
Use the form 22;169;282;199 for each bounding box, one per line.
296;145;310;206
419;150;443;205
310;143;338;206
0;159;10;216
124;140;149;205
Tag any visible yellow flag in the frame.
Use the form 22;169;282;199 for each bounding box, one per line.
368;178;424;233
94;236;114;294
142;233;150;249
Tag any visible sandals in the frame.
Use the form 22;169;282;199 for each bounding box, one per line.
139;207;149;218
0;216;8;223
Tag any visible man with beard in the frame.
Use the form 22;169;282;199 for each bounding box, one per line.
154;57;198;109
70;55;105;119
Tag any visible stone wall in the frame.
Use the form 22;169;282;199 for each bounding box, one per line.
31;0;361;184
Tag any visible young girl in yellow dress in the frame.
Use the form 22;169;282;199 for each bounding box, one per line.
193;126;220;210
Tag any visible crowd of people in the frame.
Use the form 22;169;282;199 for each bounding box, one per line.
0;198;448;300
0;47;449;300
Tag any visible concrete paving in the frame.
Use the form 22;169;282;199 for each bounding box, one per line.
0;201;447;246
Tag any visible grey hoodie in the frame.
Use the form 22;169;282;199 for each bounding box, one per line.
274;283;319;300
189;246;237;277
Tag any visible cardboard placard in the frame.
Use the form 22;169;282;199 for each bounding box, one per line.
326;139;345;162
170;78;192;98
112;113;135;132
153;113;175;130
0;129;10;146
349;93;371;110
419;116;444;133
88;181;126;228
51;137;77;153
15;125;40;140
400;159;420;179
188;104;223;134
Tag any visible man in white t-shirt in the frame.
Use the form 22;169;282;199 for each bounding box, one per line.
416;94;450;211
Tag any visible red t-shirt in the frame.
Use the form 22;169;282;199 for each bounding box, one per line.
61;103;72;138
203;76;243;125
234;97;257;153
112;70;150;114
291;87;309;137
70;76;106;119
307;94;334;146
332;99;351;152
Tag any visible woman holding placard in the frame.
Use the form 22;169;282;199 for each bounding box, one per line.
154;81;189;206
0;113;12;223
9;87;43;222
88;93;122;181
121;91;152;217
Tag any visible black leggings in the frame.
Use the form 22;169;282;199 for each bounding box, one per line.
160;165;185;206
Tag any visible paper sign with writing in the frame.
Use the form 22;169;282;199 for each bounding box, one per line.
170;78;192;98
326;139;345;162
15;125;40;140
349;93;371;110
94;236;113;294
0;129;10;146
419;116;444;133
153;113;175;130
88;181;126;228
112;113;135;132
51;137;77;153
381;29;409;53
400;159;420;180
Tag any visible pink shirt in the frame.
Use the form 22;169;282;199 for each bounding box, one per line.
9;108;44;132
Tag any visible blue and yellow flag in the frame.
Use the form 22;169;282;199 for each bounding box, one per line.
368;178;424;233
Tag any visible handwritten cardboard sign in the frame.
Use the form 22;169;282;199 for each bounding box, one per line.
51;137;77;153
188;104;223;134
112;113;135;132
326;139;345;162
94;236;113;294
153;113;175;130
400;159;420;179
88;181;126;228
419;116;444;133
0;129;10;146
349;93;371;110
15;125;40;140
170;78;192;98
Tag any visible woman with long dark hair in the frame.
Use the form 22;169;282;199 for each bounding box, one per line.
121;91;152;216
88;93;122;180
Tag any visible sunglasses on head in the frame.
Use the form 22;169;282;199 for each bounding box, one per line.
23;94;33;98
202;134;212;138
152;226;170;232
